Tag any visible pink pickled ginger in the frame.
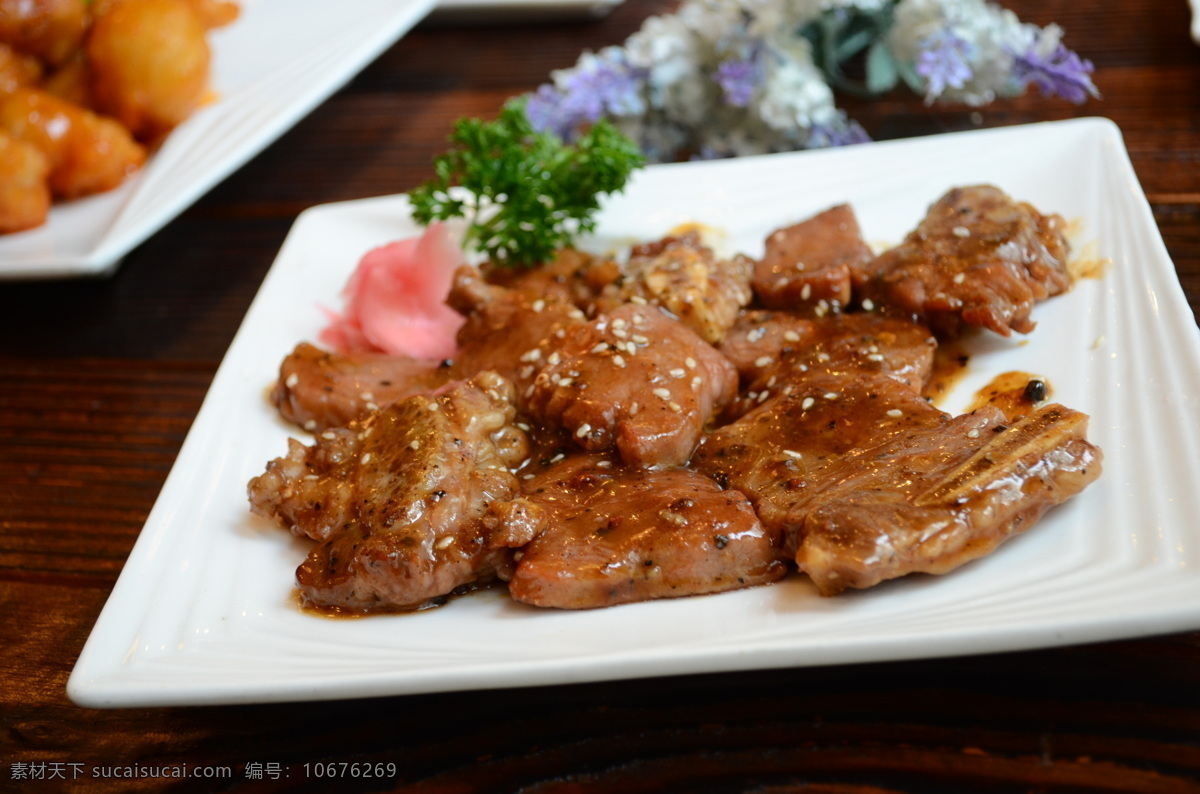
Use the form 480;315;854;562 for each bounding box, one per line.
319;222;466;360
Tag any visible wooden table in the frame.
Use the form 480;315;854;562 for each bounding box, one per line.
3;1;1199;790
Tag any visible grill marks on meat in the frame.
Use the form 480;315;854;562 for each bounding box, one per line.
752;204;873;313
521;303;737;468
508;454;786;608
252;183;1102;611
853;185;1072;337
251;373;542;611
693;373;1101;595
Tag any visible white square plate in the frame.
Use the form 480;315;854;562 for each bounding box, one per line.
0;0;435;280
69;118;1200;707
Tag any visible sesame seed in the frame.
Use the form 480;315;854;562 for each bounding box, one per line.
596;460;613;468
783;330;801;343
576;423;592;438
522;473;534;480
757;391;769;403
630;295;648;305
558;378;573;387
629;402;640;416
816;352;831;363
801;397;816;411
321;431;337;440
691;376;701;390
285;373;299;389
568;308;586;320
613;318;627;329
520;348;541;362
747;328;766;343
555;329;566;339
967;428;980;438
531;299;546;312
862;299;875;311
409;440;420;450
360;391;375;402
783;450;803;459
953;272;966;284
824;392;840;400
550;453;565;463
427;402;439;411
632;334;650;346
669;368;686;378
886;409;903;418
548;352;561;366
613;355;626;367
794;260;806;271
520;365;535;379
516;422;531;431
436;536;454;550
612;328;628;339
775;277;788;290
867;353;885;362
365;402;379;411
952;226;971;238
591;343;608;354
668;401;682;412
685;357;697;369
361;452;373;464
653;388;671;399
755;356;772;368
800;283;812;300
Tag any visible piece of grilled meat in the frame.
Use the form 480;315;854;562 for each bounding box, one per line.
693;372;1101;595
249;372;541;611
718;310;937;419
752;204;874;313
853;185;1072;337
508;454;786;608
520;302;738;468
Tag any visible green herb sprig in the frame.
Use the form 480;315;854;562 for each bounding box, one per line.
408;99;645;269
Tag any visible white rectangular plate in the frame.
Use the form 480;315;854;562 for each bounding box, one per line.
69;118;1200;707
0;0;435;280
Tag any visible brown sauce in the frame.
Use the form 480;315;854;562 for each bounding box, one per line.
922;339;972;405
966;371;1052;422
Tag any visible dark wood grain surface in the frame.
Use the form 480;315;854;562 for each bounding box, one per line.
3;1;1200;791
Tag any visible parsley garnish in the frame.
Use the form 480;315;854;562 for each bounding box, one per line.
408;99;645;269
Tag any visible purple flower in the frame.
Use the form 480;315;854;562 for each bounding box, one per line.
526;51;645;142
808;119;872;148
1012;41;1098;104
715;54;762;108
916;30;974;99
525;84;577;140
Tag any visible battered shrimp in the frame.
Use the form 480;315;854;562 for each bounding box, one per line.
0;42;41;93
87;0;210;143
0;130;50;233
0;0;91;66
0;87;146;199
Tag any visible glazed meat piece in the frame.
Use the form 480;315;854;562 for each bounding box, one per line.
592;232;753;344
271;342;451;433
480;247;623;310
508;454;786;608
249;373;542;611
752;204;873;313
448;264;589;381
693;372;1101;595
522;303;738;468
272;268;588;432
853;185;1072;337
719;310;936;418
